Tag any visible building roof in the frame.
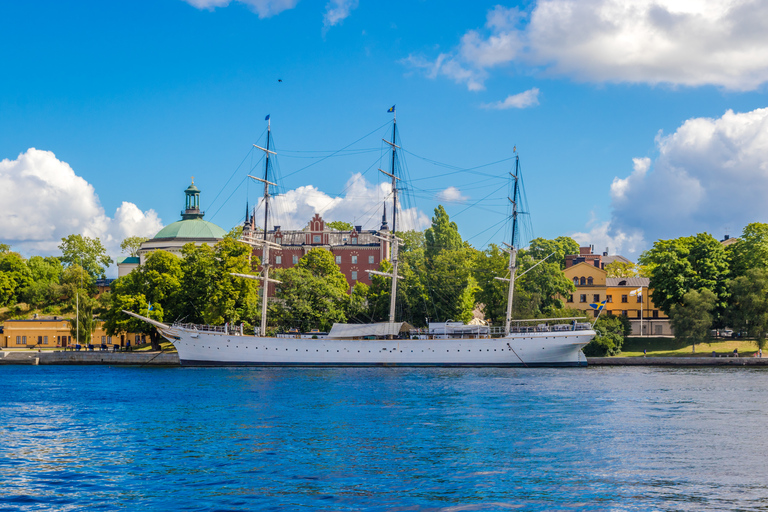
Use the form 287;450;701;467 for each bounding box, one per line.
117;256;140;265
606;277;650;287
602;255;632;266
153;219;226;241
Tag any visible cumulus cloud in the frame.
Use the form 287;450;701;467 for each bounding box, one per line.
406;0;768;91
578;107;768;258
435;186;468;203
267;173;429;231
0;148;163;270
481;88;540;110
182;0;298;18
323;0;358;32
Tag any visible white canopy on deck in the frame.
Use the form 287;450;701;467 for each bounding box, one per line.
327;322;413;338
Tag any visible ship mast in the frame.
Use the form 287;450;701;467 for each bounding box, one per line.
239;115;282;337
369;109;403;328
496;152;520;336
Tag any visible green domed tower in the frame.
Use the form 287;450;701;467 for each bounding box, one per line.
153;179;227;241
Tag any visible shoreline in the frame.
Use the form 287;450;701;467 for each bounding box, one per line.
3;350;768;367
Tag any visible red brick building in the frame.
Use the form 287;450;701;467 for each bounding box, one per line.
244;211;390;293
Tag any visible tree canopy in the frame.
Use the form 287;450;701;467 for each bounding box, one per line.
59;234;113;280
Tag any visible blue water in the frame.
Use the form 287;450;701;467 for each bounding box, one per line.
2;366;768;511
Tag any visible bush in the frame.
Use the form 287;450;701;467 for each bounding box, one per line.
582;316;625;357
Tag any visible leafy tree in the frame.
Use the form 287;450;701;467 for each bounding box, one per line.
473;244;508;325
225;226;243;240
59;234;113;280
582;315;625;357
347;282;370;323
327;221;353;231
0;251;32;306
273;248;350;331
729;268;768;350
605;261;639;278
120;236;148;257
639;233;728;323
670;288;716;349
527;236;579;270
514;247;576;316
27;256;63;284
424;205;463;259
69;293;96;347
729;223;768;278
0;243;10;253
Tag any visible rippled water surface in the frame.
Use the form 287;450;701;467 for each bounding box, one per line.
2;366;768;511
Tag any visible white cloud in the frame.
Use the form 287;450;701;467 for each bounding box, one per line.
435;186;468;203
182;0;298;18
407;0;768;91
0;148;163;272
481;88;540;110
323;0;358;32
267;173;429;231
581;107;768;258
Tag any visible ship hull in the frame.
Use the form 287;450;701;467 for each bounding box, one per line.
159;327;594;367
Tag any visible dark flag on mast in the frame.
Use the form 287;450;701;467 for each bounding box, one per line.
387;105;395;113
265;114;270;121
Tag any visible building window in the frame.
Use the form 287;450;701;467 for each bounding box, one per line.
593;294;600;302
16;336;21;345
587;277;593;286
369;255;374;264
579;294;587;303
292;255;298;264
573;277;578;285
275;255;282;264
335;255;341;264
653;310;659;318
622;310;628;316
351;271;358;281
621;295;628;303
580;277;586;286
107;336;112;343
351;237;358;244
313;235;321;243
135;335;141;343
351;255;357;264
38;336;43;344
102;336;106;343
567;294;573;303
637;294;643;303
606;295;612;303
637;310;642;318
275;237;282;245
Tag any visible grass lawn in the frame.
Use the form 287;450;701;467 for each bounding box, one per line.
619;336;764;357
134;341;177;353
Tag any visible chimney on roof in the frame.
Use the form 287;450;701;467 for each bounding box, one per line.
274;226;280;231
355;225;362;232
724;234;730;240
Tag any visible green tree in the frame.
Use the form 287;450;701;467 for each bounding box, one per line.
0;251;32;306
327;221;353;231
729;223;768;278
582;315;625;357
120;236;148;257
424;205;463;259
347;282;370;323
729;268;768;350
605;261;639;278
527;236;579;270
514;247;576;317
670;288;716;349
473;244;508;325
59;234;113;280
27;256;63;284
69;292;96;347
273;248;350;331
0;243;10;253
639;233;728;322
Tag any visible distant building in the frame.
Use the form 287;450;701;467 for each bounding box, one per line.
117;180;226;277
1;318;142;348
721;234;739;247
244;207;391;292
562;261;672;336
565;245;632;270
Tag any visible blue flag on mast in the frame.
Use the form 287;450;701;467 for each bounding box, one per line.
265;114;270;121
387;105;395;113
589;300;607;311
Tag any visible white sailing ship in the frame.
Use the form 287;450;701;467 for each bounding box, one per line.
126;112;595;366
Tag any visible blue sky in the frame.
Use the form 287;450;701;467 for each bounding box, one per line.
2;0;768;275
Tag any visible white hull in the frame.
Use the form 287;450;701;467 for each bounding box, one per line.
158;327;594;367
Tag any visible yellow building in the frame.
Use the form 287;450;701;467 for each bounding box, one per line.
562;262;671;335
1;318;144;349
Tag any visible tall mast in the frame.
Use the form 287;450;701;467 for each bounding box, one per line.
504;154;520;336
370;108;403;329
243;115;281;337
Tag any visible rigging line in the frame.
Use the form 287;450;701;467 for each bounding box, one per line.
281;120;391;180
450;187;506;219
207;148;256;212
209;176;248;221
404;152;517;180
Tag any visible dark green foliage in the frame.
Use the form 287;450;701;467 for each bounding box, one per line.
582;316;625;357
728;268;768;350
728;223;768;278
670;288;716;346
527;236;579;270
326;221;353;231
0;251;32;306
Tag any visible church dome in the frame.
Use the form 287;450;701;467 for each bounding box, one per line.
153;219;226;241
